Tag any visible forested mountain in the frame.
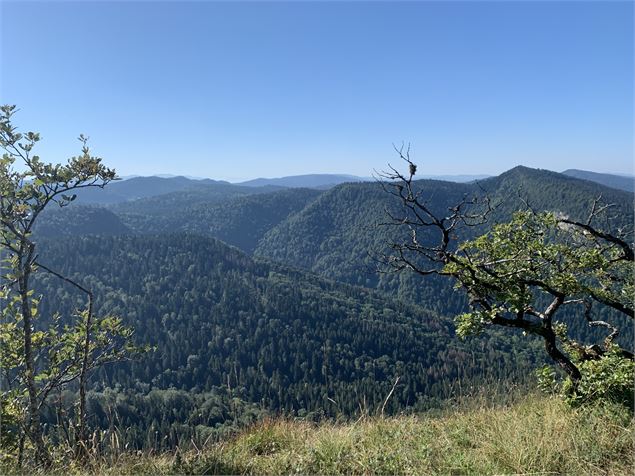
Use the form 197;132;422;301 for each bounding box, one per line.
72;176;213;204
117;188;322;253
33;233;542;448
67;168;632;206
19;165;635;450
255;166;634;308
38;166;634;323
562;168;634;192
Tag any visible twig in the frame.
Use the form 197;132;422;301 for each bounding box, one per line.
380;376;400;417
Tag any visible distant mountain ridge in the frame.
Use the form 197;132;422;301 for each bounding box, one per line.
237;173;492;188
92;169;627;202
238;174;369;189
73;175;273;205
421;174;492;182
562;169;634;192
74;176;230;204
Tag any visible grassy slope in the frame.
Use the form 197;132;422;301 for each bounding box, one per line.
9;395;633;475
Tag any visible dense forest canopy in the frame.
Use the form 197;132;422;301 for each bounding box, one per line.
32;233;544;448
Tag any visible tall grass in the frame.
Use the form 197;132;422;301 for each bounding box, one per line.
4;393;632;475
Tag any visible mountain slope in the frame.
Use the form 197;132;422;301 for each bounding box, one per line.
34;234;540;425
480;166;632;217
257;167;633;276
255;167;634;316
33;206;131;237
256;179;472;293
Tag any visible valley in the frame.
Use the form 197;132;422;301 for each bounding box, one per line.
27;166;633;449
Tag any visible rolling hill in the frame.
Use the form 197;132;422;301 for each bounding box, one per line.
34;206;131;237
49;187;322;253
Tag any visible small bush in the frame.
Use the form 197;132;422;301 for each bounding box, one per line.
538;347;635;411
566;349;635;409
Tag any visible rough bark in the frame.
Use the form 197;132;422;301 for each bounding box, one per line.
543;328;582;383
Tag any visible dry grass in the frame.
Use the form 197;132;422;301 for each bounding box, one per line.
3;394;633;475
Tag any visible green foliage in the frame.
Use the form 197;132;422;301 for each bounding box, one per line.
537;348;634;410
0;390;23;458
455;307;502;338
535;365;558;393
564;348;635;409
445;210;633;314
442;209;634;412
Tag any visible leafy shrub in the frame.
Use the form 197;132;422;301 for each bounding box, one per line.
537;347;634;411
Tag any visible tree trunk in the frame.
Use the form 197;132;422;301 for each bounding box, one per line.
19;243;51;467
17;432;25;467
543;328;581;383
75;293;93;462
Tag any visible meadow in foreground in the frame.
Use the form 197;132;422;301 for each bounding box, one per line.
4;393;632;476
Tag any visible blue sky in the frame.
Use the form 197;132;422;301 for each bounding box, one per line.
1;1;632;181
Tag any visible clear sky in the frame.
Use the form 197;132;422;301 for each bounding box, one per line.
1;1;633;181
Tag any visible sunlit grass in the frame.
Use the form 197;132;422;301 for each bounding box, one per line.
5;393;631;475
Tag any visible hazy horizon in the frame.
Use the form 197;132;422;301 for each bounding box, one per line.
1;1;632;180
118;166;633;185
